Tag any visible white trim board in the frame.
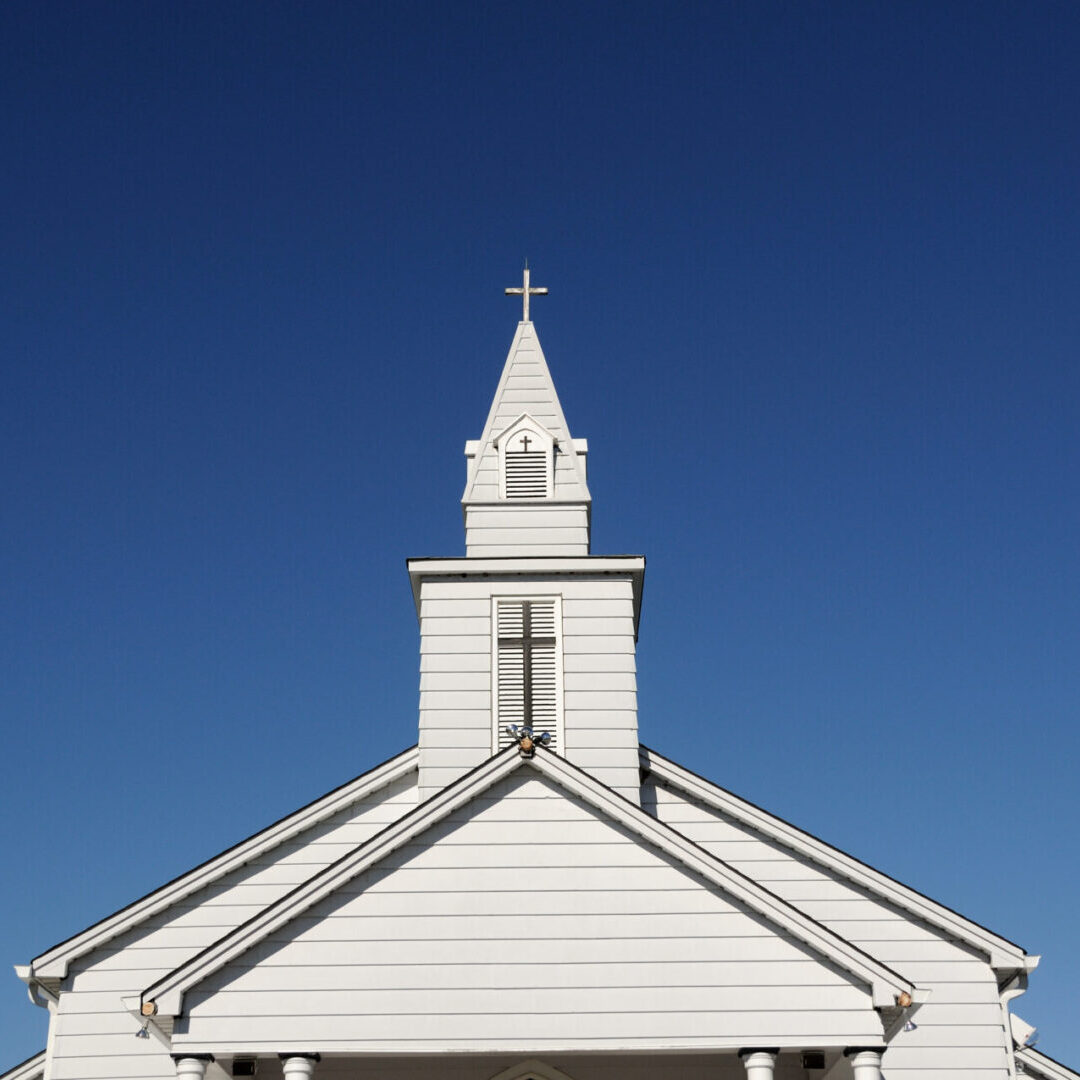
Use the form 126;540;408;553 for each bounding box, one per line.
29;746;419;980
144;745;912;1020
1017;1047;1080;1080
640;744;1033;974
0;1051;44;1080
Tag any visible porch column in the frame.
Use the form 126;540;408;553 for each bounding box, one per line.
739;1048;779;1080
172;1056;214;1080
279;1053;321;1080
845;1047;885;1080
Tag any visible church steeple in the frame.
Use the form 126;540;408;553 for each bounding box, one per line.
462;272;590;556
409;276;643;802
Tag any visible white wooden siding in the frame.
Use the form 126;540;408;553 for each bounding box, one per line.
46;772;419;1080
176;774;881;1054
417;579;639;801
463;322;590;542
465;506;590;558
647;780;1012;1080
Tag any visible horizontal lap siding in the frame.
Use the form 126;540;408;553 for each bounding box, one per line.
465;506;589;558
418;579;640;800
179;774;880;1054
49;773;418;1080
648;781;1010;1079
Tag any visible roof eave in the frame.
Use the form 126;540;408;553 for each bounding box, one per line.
147;746;911;1022
640;744;1030;972
30;745;419;980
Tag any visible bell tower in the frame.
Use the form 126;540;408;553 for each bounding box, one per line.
408;272;644;801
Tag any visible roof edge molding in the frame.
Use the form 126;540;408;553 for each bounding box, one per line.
144;746;912;1020
640;745;1033;972
0;1051;45;1080
407;556;646;635
29;745;419;980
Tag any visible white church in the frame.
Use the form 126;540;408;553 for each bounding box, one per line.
5;274;1076;1080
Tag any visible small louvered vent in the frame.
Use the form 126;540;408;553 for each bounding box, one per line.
504;450;549;499
496;599;560;750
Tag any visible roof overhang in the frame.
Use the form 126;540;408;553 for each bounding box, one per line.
640;745;1035;975
143;745;912;1023
27;746;419;981
0;1051;45;1080
407;555;646;635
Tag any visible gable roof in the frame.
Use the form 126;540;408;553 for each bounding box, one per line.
1017;1047;1080;1080
640;744;1034;974
28;745;418;981
462;321;589;504
143;744;913;1019
0;1052;44;1080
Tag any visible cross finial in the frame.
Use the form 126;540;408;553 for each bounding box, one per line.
505;264;548;323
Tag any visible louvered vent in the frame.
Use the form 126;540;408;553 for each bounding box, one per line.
496;599;559;750
504;450;549;498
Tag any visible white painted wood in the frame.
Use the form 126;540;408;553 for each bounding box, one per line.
462;321;589;517
848;1049;883;1080
647;778;1015;1079
43;769;419;1080
175;773;883;1054
281;1056;317;1080
174;1057;209;1080
741;1050;776;1080
417;571;641;800
31;749;418;980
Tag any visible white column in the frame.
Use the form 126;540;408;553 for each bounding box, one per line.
279;1053;321;1080
845;1047;884;1080
173;1057;213;1080
740;1048;778;1080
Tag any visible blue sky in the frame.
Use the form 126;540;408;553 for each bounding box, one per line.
2;0;1078;1066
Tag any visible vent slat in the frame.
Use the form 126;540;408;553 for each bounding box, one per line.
504;450;550;499
495;599;560;749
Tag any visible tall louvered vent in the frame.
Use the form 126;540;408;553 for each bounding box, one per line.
496;599;560;750
504;449;549;498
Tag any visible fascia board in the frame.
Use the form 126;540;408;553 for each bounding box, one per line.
640;745;1029;970
144;746;526;1018
529;750;912;1010
146;743;907;1021
1017;1048;1080;1080
407;556;645;634
0;1051;45;1080
30;746;419;980
491;412;556;447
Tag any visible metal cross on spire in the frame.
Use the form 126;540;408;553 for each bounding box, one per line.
505;264;548;322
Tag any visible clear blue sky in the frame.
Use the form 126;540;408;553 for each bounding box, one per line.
2;0;1078;1066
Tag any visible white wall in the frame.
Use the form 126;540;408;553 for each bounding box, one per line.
45;772;419;1080
418;577;640;801
177;773;882;1054
646;779;1012;1080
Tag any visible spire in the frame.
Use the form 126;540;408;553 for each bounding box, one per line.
461;312;590;556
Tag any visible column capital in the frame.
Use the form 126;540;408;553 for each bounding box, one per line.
843;1048;886;1059
279;1055;320;1080
172;1058;214;1080
739;1049;780;1059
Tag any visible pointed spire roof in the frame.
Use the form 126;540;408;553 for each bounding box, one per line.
463;320;590;504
